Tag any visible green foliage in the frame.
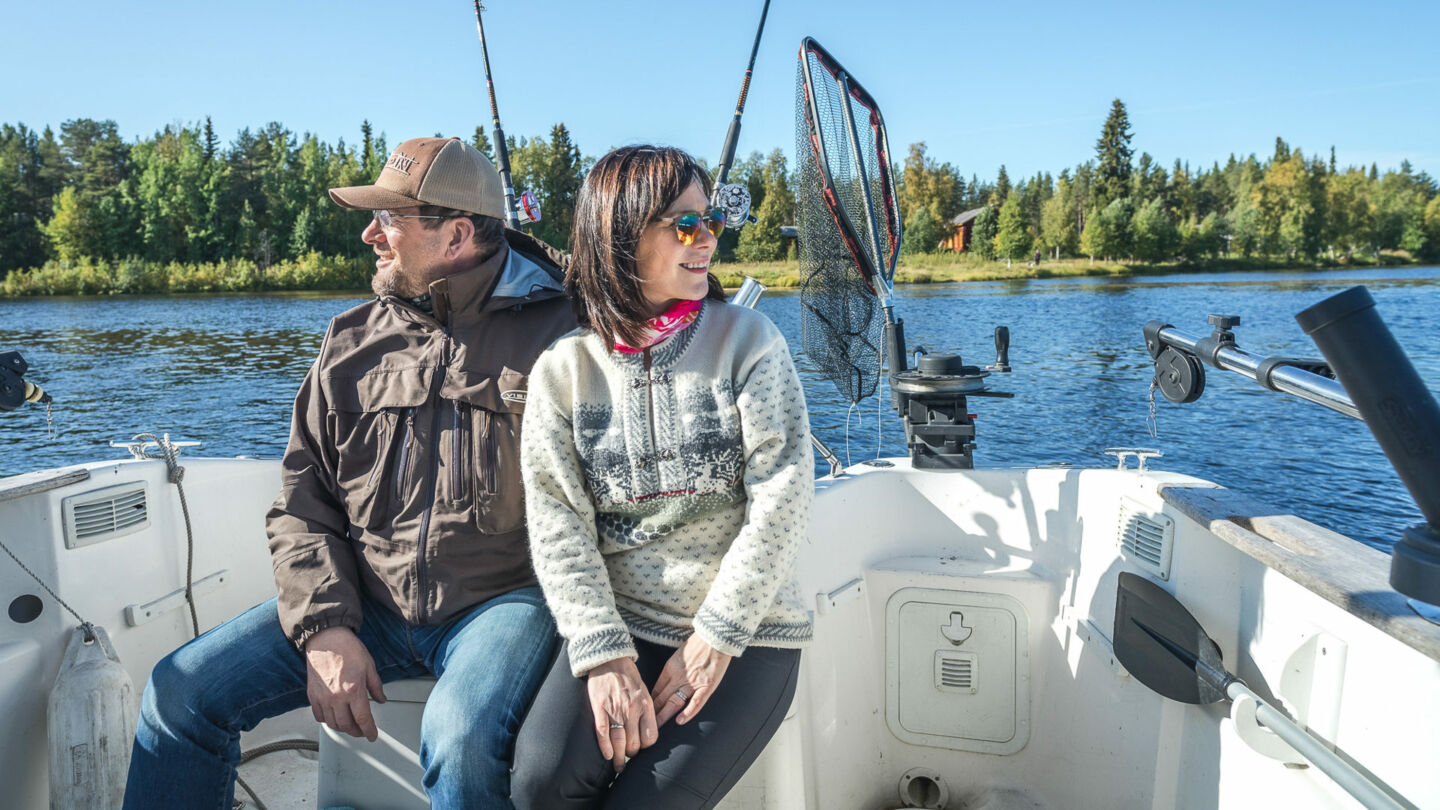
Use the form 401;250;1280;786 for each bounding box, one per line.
1079;206;1106;259
1082;197;1135;261
994;194;1031;259
1423;196;1440;260
970;206;997;260
898;142;964;238
507;124;588;251
1253;152;1321;258
3;106;1437;295
992;165;1011;207
1229;199;1262;258
1131;197;1179;263
1039;185;1077;257
0;253;373;296
471;127;494;160
1179;212;1224;261
1095;99;1134;208
901;206;942;255
735;150;795;262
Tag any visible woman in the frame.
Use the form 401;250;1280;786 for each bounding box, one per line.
511;145;813;809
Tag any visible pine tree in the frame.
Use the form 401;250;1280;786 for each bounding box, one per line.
472;127;494;160
203;116;218;164
970;205;998;259
360;121;375;175
994;194;1031;261
736;150;795;262
1094;99;1134;208
536;123;584;250
901;206;941;255
992;165;1011;206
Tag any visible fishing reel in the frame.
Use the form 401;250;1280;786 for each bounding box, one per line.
515;190;541;225
1;351;51;412
1144;315;1334;405
713;183;757;229
887;323;1013;470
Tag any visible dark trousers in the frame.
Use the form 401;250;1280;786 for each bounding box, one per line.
511;638;801;810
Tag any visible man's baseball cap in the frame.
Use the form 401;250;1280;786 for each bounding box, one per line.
328;136;505;218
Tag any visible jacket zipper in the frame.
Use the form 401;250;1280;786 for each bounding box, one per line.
367;413;396;489
414;333;451;625
395;408;415;500
643;348;660;474
477;409;497;496
452;401;466;502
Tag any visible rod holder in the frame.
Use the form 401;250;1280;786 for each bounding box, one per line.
1296;286;1440;605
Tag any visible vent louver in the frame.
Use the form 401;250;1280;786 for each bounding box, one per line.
934;651;978;694
1117;499;1174;580
62;482;150;548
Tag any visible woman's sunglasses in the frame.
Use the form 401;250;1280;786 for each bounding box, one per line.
656;208;726;246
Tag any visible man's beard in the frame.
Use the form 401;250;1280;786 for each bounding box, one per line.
371;255;429;298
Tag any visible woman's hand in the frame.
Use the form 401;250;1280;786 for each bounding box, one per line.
585;658;658;772
650;635;732;727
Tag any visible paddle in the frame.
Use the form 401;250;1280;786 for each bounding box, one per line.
1113;572;1412;810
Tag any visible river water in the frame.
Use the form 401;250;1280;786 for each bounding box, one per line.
2;266;1436;552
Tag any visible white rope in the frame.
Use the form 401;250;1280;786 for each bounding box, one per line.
844;401;863;468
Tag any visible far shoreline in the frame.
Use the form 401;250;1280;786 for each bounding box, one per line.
1;254;1434;298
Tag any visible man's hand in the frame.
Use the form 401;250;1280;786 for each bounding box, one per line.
584;658;658;773
650;635;731;728
304;627;387;742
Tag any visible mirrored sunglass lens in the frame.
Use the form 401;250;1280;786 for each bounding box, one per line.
674;212;701;245
375;210;394;228
704;208;726;237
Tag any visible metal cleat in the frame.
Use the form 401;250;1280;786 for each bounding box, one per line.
1103;448;1164;472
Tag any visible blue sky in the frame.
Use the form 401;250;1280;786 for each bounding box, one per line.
6;0;1438;182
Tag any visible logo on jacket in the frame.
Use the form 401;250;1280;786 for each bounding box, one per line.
501;389;527;404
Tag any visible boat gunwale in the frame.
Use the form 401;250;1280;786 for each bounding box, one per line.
1159;481;1440;663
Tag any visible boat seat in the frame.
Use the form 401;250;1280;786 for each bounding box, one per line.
315;675;804;809
317;676;435;810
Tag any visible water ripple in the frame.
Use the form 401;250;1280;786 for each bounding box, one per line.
3;268;1436;552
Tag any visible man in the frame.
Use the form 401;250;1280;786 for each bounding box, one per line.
125;137;576;809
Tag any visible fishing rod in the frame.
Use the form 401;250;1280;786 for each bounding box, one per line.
710;0;772;229
472;1;540;229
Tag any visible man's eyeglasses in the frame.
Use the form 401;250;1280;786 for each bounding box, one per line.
372;210;466;230
655;208;726;246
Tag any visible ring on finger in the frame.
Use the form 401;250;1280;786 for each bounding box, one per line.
674;687;690;701
609;722;625;729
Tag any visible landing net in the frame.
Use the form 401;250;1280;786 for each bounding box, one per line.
795;38;901;403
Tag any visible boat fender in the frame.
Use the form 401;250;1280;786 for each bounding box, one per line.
48;624;137;810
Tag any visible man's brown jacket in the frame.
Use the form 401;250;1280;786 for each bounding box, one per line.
267;230;576;649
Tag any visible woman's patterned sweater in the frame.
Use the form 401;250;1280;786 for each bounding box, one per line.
521;301;814;676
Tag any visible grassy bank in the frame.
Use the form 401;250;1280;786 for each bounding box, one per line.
713;251;1433;289
0;253;374;296
2;252;1431;297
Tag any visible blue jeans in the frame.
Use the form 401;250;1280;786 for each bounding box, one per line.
123;587;557;810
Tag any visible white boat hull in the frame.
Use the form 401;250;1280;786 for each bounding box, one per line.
2;457;1435;809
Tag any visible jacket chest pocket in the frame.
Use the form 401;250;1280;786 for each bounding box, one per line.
329;371;430;532
471;405;525;534
337;407;410;531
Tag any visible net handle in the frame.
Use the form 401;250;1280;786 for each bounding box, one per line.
798;37;902;299
836;70;892;305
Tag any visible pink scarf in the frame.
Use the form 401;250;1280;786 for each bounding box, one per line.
614;299;703;353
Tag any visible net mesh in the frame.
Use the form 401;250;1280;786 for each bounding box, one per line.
795;44;891;404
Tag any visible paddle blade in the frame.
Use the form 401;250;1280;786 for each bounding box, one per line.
1114;572;1230;705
